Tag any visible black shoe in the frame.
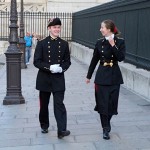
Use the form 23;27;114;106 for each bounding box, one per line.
41;128;48;134
103;128;110;140
58;130;70;139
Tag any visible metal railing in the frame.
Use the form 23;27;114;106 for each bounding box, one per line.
0;12;72;41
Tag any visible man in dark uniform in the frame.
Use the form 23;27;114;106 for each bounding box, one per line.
33;18;71;139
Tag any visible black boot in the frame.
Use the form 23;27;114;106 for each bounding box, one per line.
103;127;110;140
100;114;110;140
58;130;70;139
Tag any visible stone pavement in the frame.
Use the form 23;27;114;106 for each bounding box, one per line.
0;54;150;150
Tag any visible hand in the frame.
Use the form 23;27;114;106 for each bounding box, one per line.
50;64;62;73
108;37;115;47
50;64;60;70
86;78;90;84
51;66;62;73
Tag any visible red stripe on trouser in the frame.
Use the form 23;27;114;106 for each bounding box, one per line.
95;84;98;92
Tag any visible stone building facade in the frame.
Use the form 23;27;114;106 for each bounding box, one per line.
0;0;113;12
47;0;113;12
0;0;47;12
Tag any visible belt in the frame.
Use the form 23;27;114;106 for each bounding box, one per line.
100;61;118;67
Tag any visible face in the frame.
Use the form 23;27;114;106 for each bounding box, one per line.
100;22;111;37
48;25;61;38
26;32;30;36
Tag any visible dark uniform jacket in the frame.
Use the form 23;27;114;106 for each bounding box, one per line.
34;36;71;92
86;36;126;85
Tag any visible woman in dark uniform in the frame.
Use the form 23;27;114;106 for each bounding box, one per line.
86;19;126;140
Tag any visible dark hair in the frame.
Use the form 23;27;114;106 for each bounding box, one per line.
102;19;120;35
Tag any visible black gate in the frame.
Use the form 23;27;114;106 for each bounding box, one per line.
0;12;72;41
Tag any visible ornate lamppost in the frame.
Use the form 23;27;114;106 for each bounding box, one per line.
3;0;25;105
19;0;27;69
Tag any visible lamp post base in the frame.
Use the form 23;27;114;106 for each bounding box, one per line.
3;95;25;105
3;52;25;105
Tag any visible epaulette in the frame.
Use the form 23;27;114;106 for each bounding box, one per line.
38;39;43;42
118;37;124;39
97;38;104;42
97;37;105;43
38;37;45;42
97;37;104;41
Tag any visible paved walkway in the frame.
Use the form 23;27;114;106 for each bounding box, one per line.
0;54;150;150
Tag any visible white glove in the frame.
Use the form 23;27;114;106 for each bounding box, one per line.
50;64;59;70
50;64;62;73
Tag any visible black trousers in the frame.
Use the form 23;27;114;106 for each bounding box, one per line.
39;91;67;132
100;114;112;129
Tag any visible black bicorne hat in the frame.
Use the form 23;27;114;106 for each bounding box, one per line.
47;18;62;27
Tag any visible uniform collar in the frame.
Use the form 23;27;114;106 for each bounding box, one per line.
105;34;114;40
101;36;118;45
49;35;59;41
